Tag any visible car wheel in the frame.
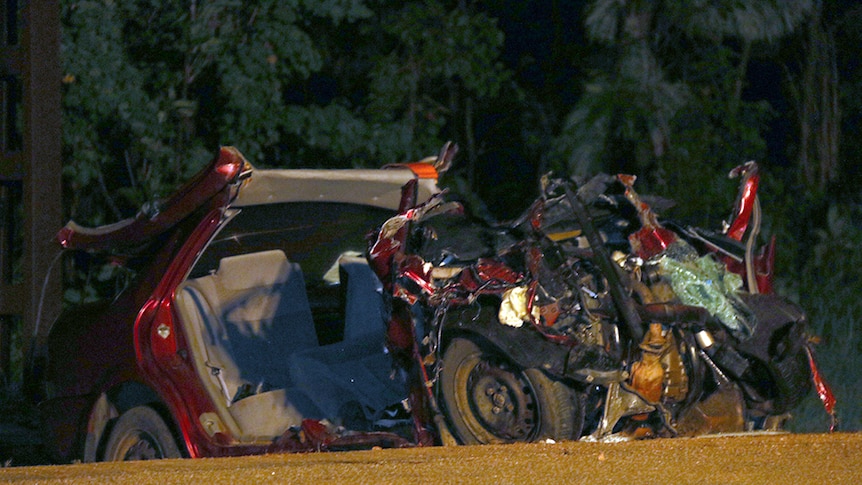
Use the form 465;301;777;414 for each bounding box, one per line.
103;406;181;461
439;336;583;444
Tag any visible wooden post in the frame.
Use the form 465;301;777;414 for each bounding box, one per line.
0;0;62;381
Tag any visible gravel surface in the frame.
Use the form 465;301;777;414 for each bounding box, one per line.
1;432;860;484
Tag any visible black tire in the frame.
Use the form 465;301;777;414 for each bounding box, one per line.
767;323;813;414
439;336;583;444
103;406;181;461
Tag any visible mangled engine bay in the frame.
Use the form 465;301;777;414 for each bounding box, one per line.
369;161;835;444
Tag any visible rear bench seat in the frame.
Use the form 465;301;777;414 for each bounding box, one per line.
175;249;404;440
287;254;403;421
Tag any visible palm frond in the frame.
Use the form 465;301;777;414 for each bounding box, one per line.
669;0;815;42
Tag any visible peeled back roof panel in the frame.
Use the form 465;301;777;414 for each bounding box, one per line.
233;168;439;210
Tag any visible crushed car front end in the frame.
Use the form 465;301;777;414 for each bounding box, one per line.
368;160;835;445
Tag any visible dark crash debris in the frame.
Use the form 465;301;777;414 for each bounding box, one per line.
368;157;836;443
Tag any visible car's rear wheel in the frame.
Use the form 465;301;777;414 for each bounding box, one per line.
439;336;583;444
103;406;181;461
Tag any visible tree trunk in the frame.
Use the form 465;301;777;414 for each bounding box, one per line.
798;3;840;192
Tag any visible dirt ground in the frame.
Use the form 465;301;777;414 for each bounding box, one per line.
1;432;860;484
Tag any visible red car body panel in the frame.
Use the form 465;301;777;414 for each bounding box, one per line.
56;146;248;252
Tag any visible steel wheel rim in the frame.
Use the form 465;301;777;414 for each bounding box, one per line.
111;429;165;461
456;354;540;442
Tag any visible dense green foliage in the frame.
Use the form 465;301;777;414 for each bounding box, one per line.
552;0;810;222
789;202;862;432
61;0;508;225
58;0;862;430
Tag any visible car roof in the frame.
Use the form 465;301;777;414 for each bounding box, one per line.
234;166;438;210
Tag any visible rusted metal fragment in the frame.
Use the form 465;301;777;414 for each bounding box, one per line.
674;383;746;436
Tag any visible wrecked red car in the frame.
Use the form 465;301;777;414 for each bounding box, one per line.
30;147;440;461
368;151;836;445
31;143;834;462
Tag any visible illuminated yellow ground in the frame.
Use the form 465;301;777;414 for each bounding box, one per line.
2;432;860;484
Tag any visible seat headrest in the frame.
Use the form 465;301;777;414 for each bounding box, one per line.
216;250;292;291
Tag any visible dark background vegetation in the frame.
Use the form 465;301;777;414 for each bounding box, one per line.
7;0;858;434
